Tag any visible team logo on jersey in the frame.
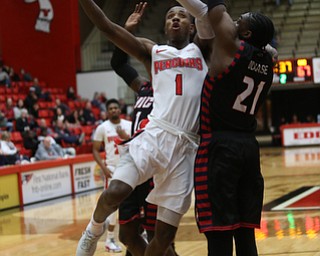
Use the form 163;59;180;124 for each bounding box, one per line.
25;0;54;33
154;57;203;74
264;186;320;211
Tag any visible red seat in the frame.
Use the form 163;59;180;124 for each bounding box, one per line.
11;132;23;144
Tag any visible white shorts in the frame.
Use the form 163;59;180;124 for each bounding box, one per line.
112;125;197;215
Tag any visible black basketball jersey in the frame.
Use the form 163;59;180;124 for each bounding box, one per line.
203;41;273;133
131;81;154;134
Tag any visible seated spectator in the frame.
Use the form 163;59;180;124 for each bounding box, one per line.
20;68;33;82
66;86;79;100
52;107;66;124
8;67;21;82
35;136;64;161
0;131;29;165
54;98;70;115
91;92;102;109
0;110;13;131
16;109;38;155
2;98;15;122
24;87;38;113
14;99;27;120
29;102;40;119
80;101;96;125
53;119;84;146
96;110;107;125
66;109;83;128
0;66;11;87
37;134;76;157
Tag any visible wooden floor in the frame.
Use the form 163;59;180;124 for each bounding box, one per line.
0;146;320;256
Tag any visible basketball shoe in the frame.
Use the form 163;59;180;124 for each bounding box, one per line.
76;221;107;256
105;238;122;253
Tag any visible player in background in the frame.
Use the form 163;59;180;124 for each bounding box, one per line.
77;0;213;255
176;0;275;255
92;98;131;253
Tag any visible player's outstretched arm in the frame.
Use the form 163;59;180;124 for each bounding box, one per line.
110;2;149;93
79;0;154;66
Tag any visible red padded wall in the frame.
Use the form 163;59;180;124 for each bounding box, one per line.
0;0;81;89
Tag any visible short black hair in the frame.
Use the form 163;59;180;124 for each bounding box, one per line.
247;12;274;49
106;98;120;109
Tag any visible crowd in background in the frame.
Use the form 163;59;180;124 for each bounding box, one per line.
0;62;132;167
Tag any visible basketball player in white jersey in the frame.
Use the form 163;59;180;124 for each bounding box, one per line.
77;1;213;255
92;98;131;253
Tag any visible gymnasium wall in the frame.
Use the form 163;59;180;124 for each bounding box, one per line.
0;0;81;89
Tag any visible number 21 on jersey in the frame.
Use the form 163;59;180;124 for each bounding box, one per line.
233;76;267;115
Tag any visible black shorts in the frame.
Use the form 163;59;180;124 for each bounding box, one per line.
119;178;157;231
195;131;264;232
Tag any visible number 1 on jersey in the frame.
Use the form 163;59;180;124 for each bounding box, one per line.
175;74;183;95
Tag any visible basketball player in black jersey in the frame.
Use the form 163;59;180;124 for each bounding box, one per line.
176;0;275;255
110;3;178;256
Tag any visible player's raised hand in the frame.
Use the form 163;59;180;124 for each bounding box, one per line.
124;2;147;32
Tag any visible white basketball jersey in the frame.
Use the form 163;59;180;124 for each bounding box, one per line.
151;43;208;133
93;119;132;166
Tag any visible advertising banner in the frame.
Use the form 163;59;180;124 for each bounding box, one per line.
282;125;320;146
0;174;19;210
73;161;104;193
21;166;71;204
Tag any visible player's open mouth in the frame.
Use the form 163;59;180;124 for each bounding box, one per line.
172;22;180;30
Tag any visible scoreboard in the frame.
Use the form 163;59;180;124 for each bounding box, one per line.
272;58;314;85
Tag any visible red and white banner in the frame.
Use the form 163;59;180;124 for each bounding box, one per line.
25;0;54;33
281;123;320;146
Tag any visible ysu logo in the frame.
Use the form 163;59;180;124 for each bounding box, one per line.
25;0;54;33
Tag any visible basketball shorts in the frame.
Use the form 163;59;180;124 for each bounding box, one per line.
118;178;157;231
112;125;197;216
195;131;264;232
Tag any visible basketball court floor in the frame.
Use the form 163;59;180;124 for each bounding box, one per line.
0;146;319;256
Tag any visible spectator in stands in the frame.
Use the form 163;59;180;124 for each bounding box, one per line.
53;119;85;146
96;110;107;125
13;99;27;120
35;136;64;161
24;87;38;113
52;107;66;124
66;86;78;101
99;92;108;112
66;109;83;128
0;131;30;165
0;66;11;87
15;109;38;155
2;98;15;122
20;68;33;82
8;67;21;82
91;92;102;109
37;132;76;157
291;114;300;124
0;110;13;131
81;101;96;125
54;98;70;115
29;102;40;119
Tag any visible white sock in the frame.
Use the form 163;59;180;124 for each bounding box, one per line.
107;231;114;241
87;217;104;236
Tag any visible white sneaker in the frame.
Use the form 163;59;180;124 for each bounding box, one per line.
105;238;122;253
76;222;107;256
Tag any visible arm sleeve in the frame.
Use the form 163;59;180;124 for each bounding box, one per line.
176;0;215;39
110;46;139;86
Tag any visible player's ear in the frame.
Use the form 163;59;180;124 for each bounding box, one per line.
240;30;252;40
190;23;195;35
